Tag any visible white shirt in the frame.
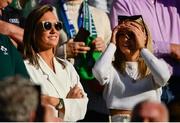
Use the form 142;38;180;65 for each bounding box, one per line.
93;43;171;110
24;55;88;121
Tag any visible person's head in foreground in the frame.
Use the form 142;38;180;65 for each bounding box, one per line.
131;100;169;122
0;75;40;122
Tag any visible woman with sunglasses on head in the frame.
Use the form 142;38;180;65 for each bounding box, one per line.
23;5;88;121
92;16;171;122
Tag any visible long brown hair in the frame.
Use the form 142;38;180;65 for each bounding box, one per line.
113;17;152;79
23;5;65;68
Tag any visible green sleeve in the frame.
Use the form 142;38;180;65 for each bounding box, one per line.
9;38;30;79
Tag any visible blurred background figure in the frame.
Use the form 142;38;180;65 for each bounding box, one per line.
0;75;62;122
0;34;29;80
0;0;25;47
168;98;180;122
23;5;88;121
0;76;40;122
55;0;111;121
0;0;25;27
0;0;29;80
10;0;38;18
88;0;113;13
131;100;169;122
93;15;170;122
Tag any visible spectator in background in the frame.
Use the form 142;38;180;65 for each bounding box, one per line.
131;100;169;122
0;76;40;122
110;0;180;105
0;0;29;80
57;0;111;121
0;75;62;122
0;0;25;47
88;0;112;13
0;34;29;80
10;0;38;18
1;0;25;27
10;0;29;10
92;15;170;122
23;5;88;121
168;98;180;121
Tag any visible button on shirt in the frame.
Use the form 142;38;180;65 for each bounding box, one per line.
110;0;180;76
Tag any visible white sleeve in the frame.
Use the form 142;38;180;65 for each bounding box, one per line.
93;43;125;94
63;62;88;121
93;43;116;85
140;48;171;87
92;43;118;84
63;98;88;121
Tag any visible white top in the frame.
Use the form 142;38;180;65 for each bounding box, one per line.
24;56;88;121
92;43;171;110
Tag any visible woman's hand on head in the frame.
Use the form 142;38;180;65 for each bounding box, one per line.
122;21;146;50
111;25;121;45
170;43;180;61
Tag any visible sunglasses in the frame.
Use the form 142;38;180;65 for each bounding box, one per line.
41;21;63;31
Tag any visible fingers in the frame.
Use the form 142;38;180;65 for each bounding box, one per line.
71;84;84;98
72;42;90;55
67;84;84;98
92;37;106;52
66;41;90;57
111;25;122;44
120;21;146;38
68;37;106;57
118;21;146;49
171;44;180;61
74;42;90;53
